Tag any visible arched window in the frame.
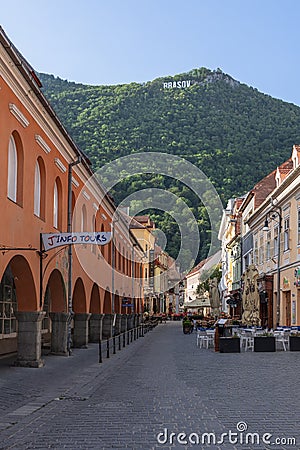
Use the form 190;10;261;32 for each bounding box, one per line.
53;182;58;228
7;133;23;205
53;177;62;229
34;161;41;216
81;205;87;231
7;136;17;202
34;158;45;219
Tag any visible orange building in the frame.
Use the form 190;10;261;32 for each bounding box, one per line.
0;27;144;366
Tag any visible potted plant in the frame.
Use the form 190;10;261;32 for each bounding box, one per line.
219;333;240;353
182;318;192;334
254;332;276;352
289;332;300;351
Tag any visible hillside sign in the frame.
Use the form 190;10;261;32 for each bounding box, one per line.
42;232;112;251
163;80;191;89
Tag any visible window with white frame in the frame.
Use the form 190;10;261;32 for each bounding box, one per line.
284;217;290;251
81;205;87;232
53;181;58;228
7;136;18;202
34;161;41;217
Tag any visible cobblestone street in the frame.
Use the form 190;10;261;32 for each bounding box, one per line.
0;322;299;450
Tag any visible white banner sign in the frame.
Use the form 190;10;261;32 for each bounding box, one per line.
42;232;112;251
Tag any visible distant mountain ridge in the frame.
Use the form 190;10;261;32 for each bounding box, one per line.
38;67;300;201
38;68;300;260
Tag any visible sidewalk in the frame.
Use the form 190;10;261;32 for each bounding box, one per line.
0;322;299;449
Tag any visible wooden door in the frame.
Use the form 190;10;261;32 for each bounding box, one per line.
285;291;291;327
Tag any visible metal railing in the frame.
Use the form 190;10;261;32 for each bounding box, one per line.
98;320;158;363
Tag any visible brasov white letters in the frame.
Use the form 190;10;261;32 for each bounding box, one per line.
163;80;191;89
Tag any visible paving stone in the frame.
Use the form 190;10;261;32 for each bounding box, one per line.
0;323;299;449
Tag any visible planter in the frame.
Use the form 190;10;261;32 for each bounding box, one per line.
219;337;240;353
183;324;192;334
289;336;300;351
254;336;276;352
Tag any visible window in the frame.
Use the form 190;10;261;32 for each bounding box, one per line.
53;178;62;229
81;205;87;231
253;236;258;265
34;158;46;219
266;231;271;260
0;266;17;335
274;226;279;256
7;133;23;205
284;217;290;251
258;233;264;264
53;182;58;228
34;161;41;216
298;209;300;245
7;136;17;202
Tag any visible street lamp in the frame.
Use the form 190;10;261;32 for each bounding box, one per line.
262;205;282;327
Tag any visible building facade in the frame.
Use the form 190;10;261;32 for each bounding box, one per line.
0;27;144;366
220;145;300;327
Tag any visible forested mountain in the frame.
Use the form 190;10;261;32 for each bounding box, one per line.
39;68;300;263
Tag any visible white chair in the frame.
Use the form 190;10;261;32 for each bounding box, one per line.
196;330;210;349
274;330;288;351
206;330;215;348
240;329;254;351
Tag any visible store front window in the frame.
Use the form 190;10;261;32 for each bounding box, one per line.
0;265;17;335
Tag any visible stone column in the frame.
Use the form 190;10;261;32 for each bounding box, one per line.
114;314;122;335
121;314;127;334
73;313;91;348
49;312;69;356
89;313;104;343
15;311;45;368
102;313;114;339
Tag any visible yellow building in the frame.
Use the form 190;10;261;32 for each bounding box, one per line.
247;147;300;327
129;216;156;313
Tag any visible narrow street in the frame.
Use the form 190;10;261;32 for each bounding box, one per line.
0;322;299;450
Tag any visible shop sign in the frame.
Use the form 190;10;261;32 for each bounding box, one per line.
42;232;112;251
149;249;155;288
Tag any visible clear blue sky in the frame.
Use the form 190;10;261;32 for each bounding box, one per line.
2;0;300;105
